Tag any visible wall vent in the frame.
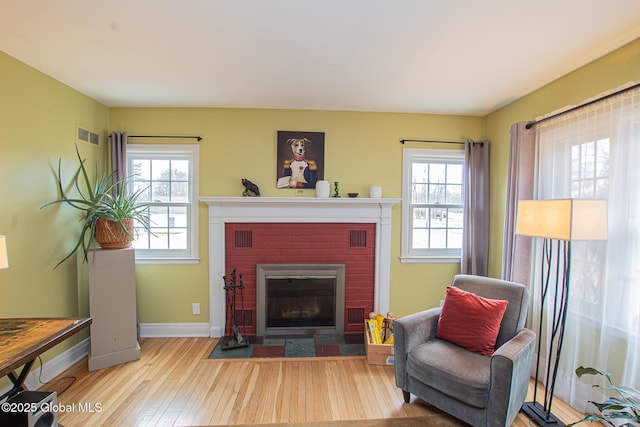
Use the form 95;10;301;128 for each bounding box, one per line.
77;127;89;142
234;230;253;248
349;230;367;248
76;125;100;147
347;307;366;324
89;132;100;146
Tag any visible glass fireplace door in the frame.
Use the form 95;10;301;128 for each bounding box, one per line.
257;264;345;336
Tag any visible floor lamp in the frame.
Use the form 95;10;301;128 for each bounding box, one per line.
516;199;607;426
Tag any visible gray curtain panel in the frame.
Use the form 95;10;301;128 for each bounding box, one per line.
110;131;128;192
461;139;490;276
501;122;535;285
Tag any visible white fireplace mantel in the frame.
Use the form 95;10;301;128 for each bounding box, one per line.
200;196;401;338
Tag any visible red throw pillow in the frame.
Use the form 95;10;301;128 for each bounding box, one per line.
435;286;508;356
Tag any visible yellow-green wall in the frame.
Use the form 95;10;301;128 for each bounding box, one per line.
0;51;109;370
1;37;638;354
108;108;483;320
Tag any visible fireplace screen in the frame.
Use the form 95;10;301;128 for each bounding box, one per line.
257;264;345;336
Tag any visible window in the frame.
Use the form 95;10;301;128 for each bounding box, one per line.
536;87;640;334
571;138;609;199
570;139;609;308
401;147;464;262
533;88;640;399
126;144;199;264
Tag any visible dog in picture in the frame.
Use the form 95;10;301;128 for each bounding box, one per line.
282;138;318;188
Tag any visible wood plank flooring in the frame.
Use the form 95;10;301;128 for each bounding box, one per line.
37;337;586;427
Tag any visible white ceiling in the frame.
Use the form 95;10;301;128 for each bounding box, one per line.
2;1;640;116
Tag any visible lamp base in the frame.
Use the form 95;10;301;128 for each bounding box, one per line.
522;402;565;426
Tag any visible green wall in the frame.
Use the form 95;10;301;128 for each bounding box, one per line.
108;108;483;321
1;37;638;351
0;51;109;368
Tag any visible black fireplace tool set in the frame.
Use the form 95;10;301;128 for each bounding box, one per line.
221;268;249;350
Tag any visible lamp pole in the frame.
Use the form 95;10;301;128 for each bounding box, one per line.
515;199;607;427
522;238;570;425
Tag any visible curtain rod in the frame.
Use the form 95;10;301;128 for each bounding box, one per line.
525;82;640;129
109;134;203;141
400;138;484;147
400;139;465;145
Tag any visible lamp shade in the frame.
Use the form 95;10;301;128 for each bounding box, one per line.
0;235;8;269
515;199;608;241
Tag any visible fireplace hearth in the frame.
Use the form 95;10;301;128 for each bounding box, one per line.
257;264;345;336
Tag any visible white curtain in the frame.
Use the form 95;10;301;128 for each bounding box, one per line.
533;86;640;412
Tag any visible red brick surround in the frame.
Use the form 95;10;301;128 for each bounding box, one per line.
225;222;376;334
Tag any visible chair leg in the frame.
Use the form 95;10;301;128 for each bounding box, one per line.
402;390;411;403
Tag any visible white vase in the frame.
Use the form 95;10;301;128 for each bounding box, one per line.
316;180;330;198
369;186;382;198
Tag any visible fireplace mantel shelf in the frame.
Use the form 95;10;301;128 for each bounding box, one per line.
200;196;401;223
201;196;400;338
200;196;401;207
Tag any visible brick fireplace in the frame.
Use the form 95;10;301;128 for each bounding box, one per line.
226;222;375;335
200;197;400;338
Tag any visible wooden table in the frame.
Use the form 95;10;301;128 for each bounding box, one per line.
0;317;92;400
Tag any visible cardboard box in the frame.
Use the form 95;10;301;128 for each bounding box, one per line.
364;323;395;365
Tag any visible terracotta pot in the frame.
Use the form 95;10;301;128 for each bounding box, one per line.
95;218;134;249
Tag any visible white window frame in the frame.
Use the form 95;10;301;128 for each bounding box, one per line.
401;147;464;264
126;144;200;265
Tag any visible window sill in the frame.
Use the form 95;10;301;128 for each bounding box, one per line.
135;257;200;266
400;256;460;264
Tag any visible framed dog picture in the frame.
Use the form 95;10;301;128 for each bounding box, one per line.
276;130;325;189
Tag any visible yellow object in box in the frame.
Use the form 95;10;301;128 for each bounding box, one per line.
364;320;394;365
375;314;385;331
366;319;382;344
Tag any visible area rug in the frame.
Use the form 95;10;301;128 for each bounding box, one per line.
209;334;365;359
196;414;463;427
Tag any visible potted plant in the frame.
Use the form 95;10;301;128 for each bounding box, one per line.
568;366;640;426
42;145;151;268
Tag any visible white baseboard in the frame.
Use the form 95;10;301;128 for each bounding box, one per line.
209;325;223;338
1;337;90;399
138;322;211;338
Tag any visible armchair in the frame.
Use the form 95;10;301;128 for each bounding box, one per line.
394;274;535;427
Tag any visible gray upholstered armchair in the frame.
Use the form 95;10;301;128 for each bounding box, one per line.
394;274;535;427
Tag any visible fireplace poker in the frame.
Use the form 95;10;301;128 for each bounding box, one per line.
221;268;249;350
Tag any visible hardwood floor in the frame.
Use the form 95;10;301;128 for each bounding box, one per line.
37;337;586;426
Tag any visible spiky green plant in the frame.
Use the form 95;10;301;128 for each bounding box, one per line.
41;145;151;268
568;366;640;427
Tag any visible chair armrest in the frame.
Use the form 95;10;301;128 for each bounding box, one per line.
393;308;441;391
487;328;536;427
492;327;535;361
394;308;441;352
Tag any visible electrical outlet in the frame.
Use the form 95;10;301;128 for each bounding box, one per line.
192;303;200;315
